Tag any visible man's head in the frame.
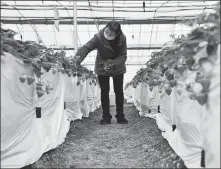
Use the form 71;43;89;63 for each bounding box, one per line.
104;21;122;40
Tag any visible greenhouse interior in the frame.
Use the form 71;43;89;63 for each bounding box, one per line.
1;0;220;168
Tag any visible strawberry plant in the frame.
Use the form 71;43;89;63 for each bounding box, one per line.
125;3;220;106
1;26;99;87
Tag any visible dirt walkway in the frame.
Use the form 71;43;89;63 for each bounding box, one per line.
26;104;186;168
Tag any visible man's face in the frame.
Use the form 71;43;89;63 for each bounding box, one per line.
104;27;117;40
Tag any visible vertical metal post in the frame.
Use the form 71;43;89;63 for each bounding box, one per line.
73;0;78;55
112;0;114;20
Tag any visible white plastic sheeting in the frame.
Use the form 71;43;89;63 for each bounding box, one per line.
125;83;219;168
124;45;220;168
201;44;220;168
1;52;101;168
124;85;135;103
125;83;160;118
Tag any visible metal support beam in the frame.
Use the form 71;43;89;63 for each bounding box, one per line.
1;19;182;25
73;0;78;55
47;44;162;50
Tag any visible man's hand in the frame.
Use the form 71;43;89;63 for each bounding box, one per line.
103;59;115;72
70;56;81;67
103;64;111;72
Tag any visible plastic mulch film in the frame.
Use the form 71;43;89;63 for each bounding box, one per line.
1;52;100;168
201;44;220;168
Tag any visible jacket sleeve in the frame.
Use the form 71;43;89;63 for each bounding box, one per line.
75;35;98;63
112;36;127;65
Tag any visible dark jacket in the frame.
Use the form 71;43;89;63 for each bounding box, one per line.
75;28;127;76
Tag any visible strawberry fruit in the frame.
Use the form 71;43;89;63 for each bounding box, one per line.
27;76;35;85
169;80;177;88
149;86;153;91
165;70;174;80
41;63;51;72
186;57;195;69
19;74;26;83
197;78;211;92
176;65;186;75
37;90;44;98
36;86;42;90
77;81;80;86
34;69;41;78
206;43;215;55
165;88;172;95
196;93;207;105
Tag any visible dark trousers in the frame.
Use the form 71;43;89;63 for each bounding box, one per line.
98;74;125;121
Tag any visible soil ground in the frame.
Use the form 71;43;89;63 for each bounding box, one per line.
24;103;186;168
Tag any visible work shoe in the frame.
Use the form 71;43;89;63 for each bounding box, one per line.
100;119;111;125
117;117;128;124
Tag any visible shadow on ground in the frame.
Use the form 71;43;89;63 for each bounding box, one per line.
23;103;186;168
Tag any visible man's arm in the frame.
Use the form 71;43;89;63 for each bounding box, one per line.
112;36;127;65
74;35;98;64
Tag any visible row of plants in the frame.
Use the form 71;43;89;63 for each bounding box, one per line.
1;26;98;98
125;3;220;105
